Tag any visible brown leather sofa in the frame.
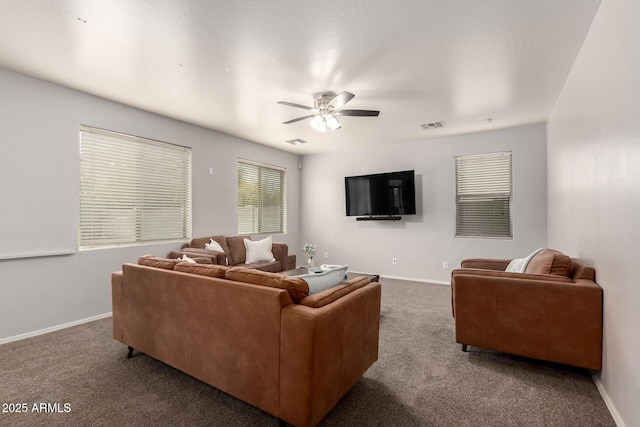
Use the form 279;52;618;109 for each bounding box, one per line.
112;256;381;427
169;235;296;272
451;249;603;370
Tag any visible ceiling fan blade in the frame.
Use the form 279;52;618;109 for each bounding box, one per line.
328;91;355;109
282;114;316;124
277;101;314;110
333;109;380;117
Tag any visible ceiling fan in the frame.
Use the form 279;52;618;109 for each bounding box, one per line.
278;91;380;132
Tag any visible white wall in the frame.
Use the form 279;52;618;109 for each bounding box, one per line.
0;69;301;341
300;123;547;282
547;0;640;425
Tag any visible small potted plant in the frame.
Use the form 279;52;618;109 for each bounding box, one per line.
303;243;317;270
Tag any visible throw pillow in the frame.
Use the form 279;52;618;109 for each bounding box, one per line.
524;250;554;274
505;248;544;273
244;236;275;263
205;239;225;253
523;249;573;277
298;265;349;295
180;254;197;263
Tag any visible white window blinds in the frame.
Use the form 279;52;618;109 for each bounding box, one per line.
237;159;286;235
79;126;192;248
455;152;512;239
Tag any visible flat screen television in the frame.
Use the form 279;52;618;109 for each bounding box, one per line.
345;170;416;217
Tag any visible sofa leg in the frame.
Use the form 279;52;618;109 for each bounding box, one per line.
461;344;468;352
127;346;134;359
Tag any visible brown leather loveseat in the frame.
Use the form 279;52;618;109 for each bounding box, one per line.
451;249;602;370
170;235;296;272
112;256;381;427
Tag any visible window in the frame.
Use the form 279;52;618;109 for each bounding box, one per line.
237;159;286;235
79;126;191;248
455;152;512;238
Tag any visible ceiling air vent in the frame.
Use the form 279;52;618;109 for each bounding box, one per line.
286;138;308;145
421;121;446;130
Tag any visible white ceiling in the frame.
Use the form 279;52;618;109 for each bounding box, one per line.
0;0;601;154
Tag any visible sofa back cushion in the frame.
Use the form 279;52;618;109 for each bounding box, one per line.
190;235;230;252
189;236;213;249
571;258;596;281
225;267;308;303
525;249;573;277
226;236;247;265
174;262;228;278
138;254;179;270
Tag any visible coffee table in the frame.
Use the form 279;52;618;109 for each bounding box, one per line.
282;267;379;283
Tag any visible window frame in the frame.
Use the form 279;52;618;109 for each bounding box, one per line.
454;151;513;239
237;158;287;235
79;125;192;249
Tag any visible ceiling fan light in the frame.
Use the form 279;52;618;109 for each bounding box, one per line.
310;115;327;132
325;113;341;130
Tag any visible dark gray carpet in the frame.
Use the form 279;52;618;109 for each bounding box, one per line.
0;279;614;426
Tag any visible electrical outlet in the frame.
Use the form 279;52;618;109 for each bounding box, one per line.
442;261;449;269
392;257;397;265
324;252;329;259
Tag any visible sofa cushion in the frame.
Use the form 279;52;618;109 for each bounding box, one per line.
138;254;179;270
226;236;247;265
524;250;554;274
189;236;213;249
525;249;573;277
280;277;310;303
571;258;595;281
299;276;370;308
244;236;276;263
225;267;308;303
174;262;228;278
297;265;349;295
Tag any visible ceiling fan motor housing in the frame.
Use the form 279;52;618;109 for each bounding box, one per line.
313;92;336;111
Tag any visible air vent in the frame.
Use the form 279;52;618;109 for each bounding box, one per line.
421;121;446;130
286;138;308;145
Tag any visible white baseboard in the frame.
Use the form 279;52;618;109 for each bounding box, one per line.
592;373;626;427
376;273;450;286
0;312;112;345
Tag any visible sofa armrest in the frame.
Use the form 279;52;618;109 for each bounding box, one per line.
279;282;381;427
271;242;288;272
460;258;511;270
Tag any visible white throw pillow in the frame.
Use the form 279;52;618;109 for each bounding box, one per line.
505;248;544;273
299;265;349;295
244;236;275;263
181;254;196;263
205;239;225;253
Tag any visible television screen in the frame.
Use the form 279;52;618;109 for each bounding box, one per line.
345;170;416;217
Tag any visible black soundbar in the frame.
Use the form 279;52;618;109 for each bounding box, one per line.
356;216;401;222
